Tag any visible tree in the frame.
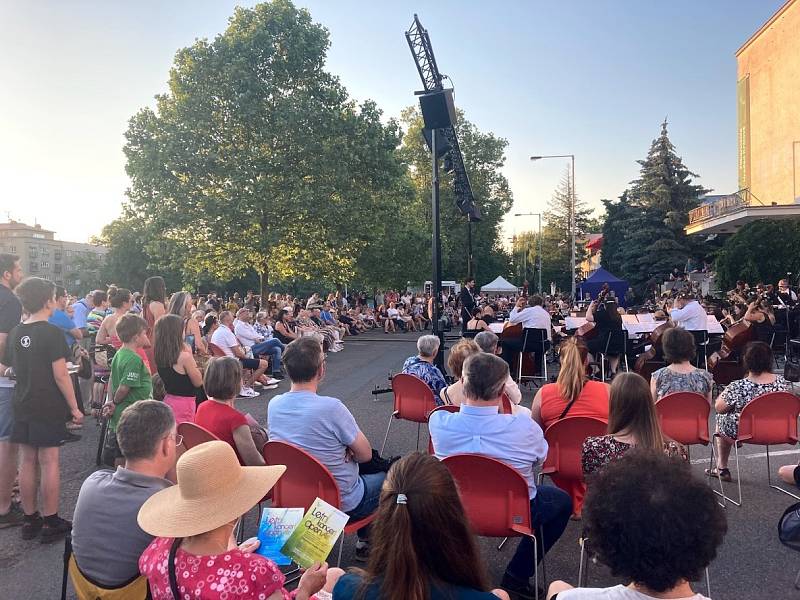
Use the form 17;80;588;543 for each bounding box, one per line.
122;1;407;298
541;169;595;291
715;220;800;290
398;107;513;287
600;191;635;276
600;120;709;289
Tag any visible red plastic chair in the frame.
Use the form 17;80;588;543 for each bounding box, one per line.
207;342;227;358
264;441;377;566
426;404;460;454
656;392;711;446
538;417;609;484
718;391;800;506
177;422;219;449
380;373;438;455
501;392;514;415
443;454;542;600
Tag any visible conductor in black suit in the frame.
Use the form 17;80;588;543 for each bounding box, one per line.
459;278;476;334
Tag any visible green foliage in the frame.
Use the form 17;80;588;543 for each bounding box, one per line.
399;107;513;287
65;253;105;296
601;120;708;289
715;220;800;290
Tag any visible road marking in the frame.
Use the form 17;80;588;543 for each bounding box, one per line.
690;448;800;465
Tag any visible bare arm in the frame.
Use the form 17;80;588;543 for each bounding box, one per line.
53;358;82;422
114;384;131;404
585;301;596;323
69;327;83;340
180;351;204;388
348;431;373;463
531;388;544;426
96;319;112;344
0;332;7;370
188;318;206;354
715;390;731;414
650;375;658;402
232;425;266;466
149;301;166;321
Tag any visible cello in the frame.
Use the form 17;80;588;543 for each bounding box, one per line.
708;319;753;385
633;320;675;380
576;284;611;341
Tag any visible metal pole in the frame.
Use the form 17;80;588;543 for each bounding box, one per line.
466;220;473;279
523;235;527;283
538;213;543;294
570;155;576;301
431;129;444;370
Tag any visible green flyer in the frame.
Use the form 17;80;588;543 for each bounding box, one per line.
280;498;350;567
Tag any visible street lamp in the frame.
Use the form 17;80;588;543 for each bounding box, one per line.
513;212;542;294
530;154;576;300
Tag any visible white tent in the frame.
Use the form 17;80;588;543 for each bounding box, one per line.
480;276;519;294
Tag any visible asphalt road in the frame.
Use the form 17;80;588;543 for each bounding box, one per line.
1;329;799;599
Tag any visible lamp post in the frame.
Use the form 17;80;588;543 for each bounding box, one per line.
513;212;542;294
530;154;576;300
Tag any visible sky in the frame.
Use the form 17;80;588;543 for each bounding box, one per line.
0;0;786;244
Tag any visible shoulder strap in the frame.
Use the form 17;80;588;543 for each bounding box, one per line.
168;537;183;599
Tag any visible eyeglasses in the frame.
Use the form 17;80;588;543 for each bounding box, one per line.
168;433;184;446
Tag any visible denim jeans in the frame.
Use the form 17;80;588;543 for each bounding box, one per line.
506;485;572;580
250;338;283;373
346;472;387;539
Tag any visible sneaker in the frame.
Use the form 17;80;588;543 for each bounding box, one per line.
354;542;369;562
40;516;72;544
0;503;24;529
262;383;279;391
265;377;280;386
237;387;258;398
21;513;43;540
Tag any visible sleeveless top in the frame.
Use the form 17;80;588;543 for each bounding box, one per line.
652;366;713;400
157;365;198;397
539;380;609;429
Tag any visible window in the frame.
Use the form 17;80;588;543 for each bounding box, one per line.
9;246;15;253
29;262;38;273
53;264;62;274
41;261;49;268
54;251;61;261
32;233;45;239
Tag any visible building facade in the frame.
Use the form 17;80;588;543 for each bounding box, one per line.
687;0;800;235
0;221;107;290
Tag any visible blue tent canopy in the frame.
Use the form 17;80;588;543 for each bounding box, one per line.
579;268;629;306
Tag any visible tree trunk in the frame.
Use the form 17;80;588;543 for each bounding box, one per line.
259;263;269;302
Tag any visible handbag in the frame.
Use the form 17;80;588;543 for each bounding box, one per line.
358;449;400;475
778;501;800;552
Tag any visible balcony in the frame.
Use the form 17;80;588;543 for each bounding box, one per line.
686;189;800;235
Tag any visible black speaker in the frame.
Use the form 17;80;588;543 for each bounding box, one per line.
419;89;456;130
421;128;451;158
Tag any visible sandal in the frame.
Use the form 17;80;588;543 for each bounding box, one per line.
705;467;732;482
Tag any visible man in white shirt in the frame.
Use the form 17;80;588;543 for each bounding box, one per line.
233;309;284;380
501;295;552;371
669;294;707;331
211;311;275;397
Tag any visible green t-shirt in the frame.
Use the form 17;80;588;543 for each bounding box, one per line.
109;347;153;430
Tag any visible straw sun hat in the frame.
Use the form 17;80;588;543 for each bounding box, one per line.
138;440;285;538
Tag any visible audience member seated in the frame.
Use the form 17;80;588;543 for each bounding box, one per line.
195;357;266;466
234;308;284;380
429;353;572;598
466;307;489;332
531;337;609;517
138;441;342;599
650;327;713;402
154;314;203;424
584;296;624;376
72;401;176;587
474;331;523;407
442;337;528;416
333;453;510;600
547;451;725;600
707;341;788;482
267;337;382;560
386;302;404;333
401;335;448;405
583;373;687;476
210;311;271;398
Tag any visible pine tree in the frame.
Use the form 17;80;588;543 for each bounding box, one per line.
541;168;594;291
602;120;709;288
600;191;635;276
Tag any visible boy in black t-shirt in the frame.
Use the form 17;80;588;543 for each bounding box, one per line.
2;277;83;543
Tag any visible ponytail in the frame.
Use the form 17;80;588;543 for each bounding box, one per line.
557;337;588;404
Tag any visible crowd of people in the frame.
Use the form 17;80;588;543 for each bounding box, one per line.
0;252;796;599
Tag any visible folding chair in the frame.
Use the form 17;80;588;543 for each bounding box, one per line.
713;391;800;507
443;454;544;600
264;440;377;567
519;328;550;384
61;533;149;600
380;373;437;455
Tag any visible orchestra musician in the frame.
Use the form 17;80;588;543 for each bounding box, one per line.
500;294;552;368
669;292;707;331
744;297;775;343
458;278;476;334
727;281;749;306
585;291;624;376
775;279;797;307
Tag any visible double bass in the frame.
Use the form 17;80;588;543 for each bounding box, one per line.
708;319;753;385
576;284;611;341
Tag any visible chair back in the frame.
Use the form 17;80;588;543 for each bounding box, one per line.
427;404;460;454
737;391;800;445
177;422;219;450
462;330;479;339
655;392;711;445
521;328;548;353
391;373;438;423
208;342;227;357
541;416;609;479
500;392;513;415
442;453;532;538
264;440;341;511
